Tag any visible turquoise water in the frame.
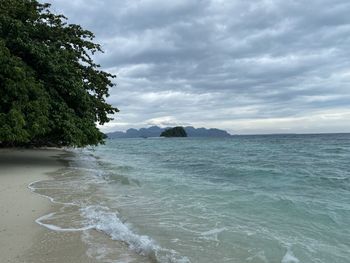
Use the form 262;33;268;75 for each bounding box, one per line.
32;134;350;262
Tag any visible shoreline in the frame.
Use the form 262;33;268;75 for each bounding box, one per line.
0;148;62;262
0;148;150;263
0;148;97;263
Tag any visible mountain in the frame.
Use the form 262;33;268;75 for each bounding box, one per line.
107;126;232;138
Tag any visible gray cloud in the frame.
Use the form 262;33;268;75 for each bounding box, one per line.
45;0;350;134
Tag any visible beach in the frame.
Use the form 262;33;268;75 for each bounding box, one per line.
0;149;96;263
0;134;349;263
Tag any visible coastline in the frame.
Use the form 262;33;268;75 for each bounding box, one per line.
0;149;61;262
0;148;151;263
0;149;96;263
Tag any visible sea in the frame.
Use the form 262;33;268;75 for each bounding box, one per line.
29;134;350;263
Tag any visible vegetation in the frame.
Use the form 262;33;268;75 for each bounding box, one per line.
0;0;118;147
160;127;187;137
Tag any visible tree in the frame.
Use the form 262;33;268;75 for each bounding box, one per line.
0;0;119;147
160;127;187;137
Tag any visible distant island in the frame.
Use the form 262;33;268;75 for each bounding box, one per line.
107;126;232;138
160;127;187;137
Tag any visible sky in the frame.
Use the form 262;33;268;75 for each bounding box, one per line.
45;0;350;134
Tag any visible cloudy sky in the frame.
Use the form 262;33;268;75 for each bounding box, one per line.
45;0;350;134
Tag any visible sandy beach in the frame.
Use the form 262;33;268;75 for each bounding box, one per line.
0;149;96;263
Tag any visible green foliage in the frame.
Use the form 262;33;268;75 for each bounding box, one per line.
160;127;187;137
0;0;118;147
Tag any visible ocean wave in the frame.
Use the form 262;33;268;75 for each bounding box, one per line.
27;149;191;262
81;205;190;263
30;191;190;263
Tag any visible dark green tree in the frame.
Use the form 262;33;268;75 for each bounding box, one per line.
160;127;187;137
0;0;118;147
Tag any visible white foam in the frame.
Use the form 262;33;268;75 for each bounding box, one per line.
200;227;226;242
81;205;157;255
201;227;227;236
36;212;93;232
281;247;300;263
81;205;191;263
28;180;77;206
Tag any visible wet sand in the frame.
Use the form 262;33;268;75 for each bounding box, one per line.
0;149;95;263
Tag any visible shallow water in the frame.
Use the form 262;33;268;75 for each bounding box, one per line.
31;134;350;263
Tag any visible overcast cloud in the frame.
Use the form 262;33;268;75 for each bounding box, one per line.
45;0;350;134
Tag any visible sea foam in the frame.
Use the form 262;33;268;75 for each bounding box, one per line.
281;247;300;263
81;205;190;263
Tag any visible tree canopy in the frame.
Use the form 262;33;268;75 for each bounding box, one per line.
0;0;118;147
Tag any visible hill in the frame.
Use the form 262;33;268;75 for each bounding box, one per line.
160;127;187;137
